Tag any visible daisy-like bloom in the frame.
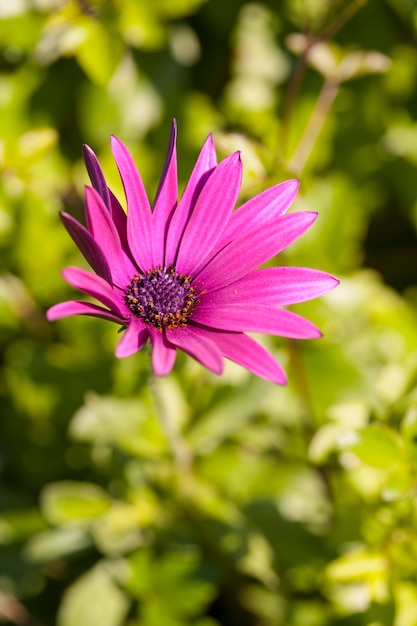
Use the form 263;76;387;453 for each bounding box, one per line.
47;121;338;384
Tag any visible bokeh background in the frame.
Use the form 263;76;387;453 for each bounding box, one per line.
1;0;417;624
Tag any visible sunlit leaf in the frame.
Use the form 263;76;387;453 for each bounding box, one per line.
57;561;129;626
346;425;404;469
41;481;111;525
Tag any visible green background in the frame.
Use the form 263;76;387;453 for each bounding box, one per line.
1;0;417;624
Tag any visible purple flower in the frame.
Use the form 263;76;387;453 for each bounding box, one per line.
47;121;338;384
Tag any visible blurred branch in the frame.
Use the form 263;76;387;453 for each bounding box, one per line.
320;0;368;40
281;48;310;146
287;76;339;176
75;0;97;17
281;0;367;160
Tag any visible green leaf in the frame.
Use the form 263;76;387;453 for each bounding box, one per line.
326;548;388;583
17;127;58;163
25;527;91;562
41;481;111;525
69;393;167;458
57;561;129;626
394;582;417;626
187;377;270;453
0;508;44;544
347;425;404;469
75;18;123;86
382;466;414;501
127;549;215;623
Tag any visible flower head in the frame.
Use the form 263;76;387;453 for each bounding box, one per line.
47;121;338;384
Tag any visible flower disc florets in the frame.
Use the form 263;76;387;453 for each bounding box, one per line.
125;264;198;330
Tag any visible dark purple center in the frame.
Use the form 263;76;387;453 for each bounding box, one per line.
125;265;198;330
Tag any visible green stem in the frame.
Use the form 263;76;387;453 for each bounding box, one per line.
280;51;309;156
150;375;191;471
288;339;315;426
320;0;368;41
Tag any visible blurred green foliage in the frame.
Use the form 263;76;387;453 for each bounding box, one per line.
1;0;417;624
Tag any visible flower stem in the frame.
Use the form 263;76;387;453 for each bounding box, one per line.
150;375;191;471
288;339;315;425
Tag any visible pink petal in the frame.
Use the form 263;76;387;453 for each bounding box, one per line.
152;120;178;266
176;152;242;276
46;301;125;324
62;266;125;315
198;328;287;384
83;144;111;211
115;320;148;358
195;212;318;293
192;304;322;339
200;267;339;307
216;179;299;250
60;212;112;283
108;190;134;272
111;136;154;270
148;329;177;376
165;133;217;265
109;189;128;244
166;325;224;375
84;187;136;287
83;144;129;248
